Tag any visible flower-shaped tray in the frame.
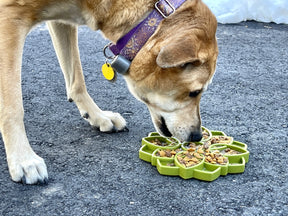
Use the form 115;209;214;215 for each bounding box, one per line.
139;127;249;181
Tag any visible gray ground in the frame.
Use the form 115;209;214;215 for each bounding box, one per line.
0;21;287;216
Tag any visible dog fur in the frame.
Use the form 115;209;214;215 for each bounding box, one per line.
0;0;218;184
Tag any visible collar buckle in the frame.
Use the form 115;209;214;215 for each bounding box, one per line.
155;0;176;18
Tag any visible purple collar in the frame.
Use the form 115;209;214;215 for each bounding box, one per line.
108;0;187;61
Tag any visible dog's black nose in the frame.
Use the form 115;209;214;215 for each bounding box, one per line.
188;130;202;142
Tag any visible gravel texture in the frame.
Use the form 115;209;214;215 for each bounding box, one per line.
0;21;287;216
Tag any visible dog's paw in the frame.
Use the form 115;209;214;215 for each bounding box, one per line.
82;110;127;133
8;153;48;185
102;111;127;132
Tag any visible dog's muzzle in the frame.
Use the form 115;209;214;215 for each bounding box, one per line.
159;116;203;142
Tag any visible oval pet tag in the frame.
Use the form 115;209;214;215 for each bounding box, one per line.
102;63;117;82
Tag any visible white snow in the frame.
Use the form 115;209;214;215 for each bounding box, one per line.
203;0;288;24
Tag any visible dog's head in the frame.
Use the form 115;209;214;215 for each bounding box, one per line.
124;0;218;141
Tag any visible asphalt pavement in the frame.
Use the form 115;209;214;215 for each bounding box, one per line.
0;21;287;216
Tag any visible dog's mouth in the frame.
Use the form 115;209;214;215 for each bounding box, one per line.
158;116;173;137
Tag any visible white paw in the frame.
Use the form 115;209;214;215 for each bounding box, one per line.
102;111;127;131
8;152;48;185
81;110;127;133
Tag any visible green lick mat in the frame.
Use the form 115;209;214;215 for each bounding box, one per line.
139;127;249;181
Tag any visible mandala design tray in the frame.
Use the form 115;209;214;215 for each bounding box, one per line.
139;127;249;181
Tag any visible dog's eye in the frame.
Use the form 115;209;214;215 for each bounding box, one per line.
189;90;201;98
180;63;189;68
180;60;202;69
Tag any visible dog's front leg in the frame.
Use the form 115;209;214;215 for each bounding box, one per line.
47;21;127;132
0;21;48;184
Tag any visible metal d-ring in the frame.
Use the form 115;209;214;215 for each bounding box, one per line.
155;0;175;18
103;43;115;60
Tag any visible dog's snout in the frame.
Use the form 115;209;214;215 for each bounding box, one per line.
188;130;202;142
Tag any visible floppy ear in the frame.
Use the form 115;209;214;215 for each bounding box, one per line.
156;38;203;68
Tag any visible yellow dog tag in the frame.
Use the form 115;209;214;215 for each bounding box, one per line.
102;63;116;82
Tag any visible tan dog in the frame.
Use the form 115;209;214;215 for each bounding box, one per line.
0;0;218;184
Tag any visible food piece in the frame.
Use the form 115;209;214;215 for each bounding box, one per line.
155;148;182;158
210;136;232;144
197;148;204;154
150;138;177;147
150;138;166;146
158;150;166;157
184;142;203;151
222;148;241;155
194;152;203;159
177;151;203;167
167;137;179;143
202;130;210;140
204;150;228;165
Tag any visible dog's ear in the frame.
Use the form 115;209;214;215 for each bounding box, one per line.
156;38;204;68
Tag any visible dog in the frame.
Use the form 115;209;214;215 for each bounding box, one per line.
0;0;218;184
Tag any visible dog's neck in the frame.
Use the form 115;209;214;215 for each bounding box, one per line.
84;0;157;42
108;0;187;62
